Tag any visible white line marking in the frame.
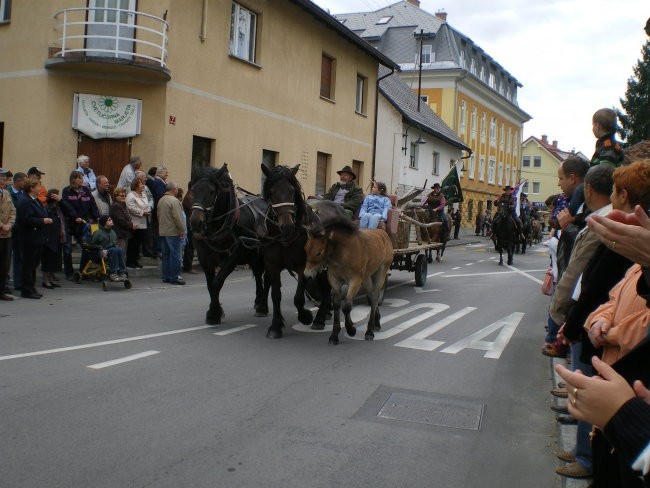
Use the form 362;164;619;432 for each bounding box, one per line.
505;264;544;284
348;303;449;340
0;325;214;361
478;260;485;262
414;288;440;294
213;324;257;335
427;271;445;279
465;262;473;266
452;266;460;270
87;351;159;369
440;269;547;278
395;307;476;351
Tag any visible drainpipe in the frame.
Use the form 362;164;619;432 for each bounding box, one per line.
200;0;208;42
372;68;396;180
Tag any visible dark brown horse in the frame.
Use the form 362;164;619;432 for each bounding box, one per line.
189;164;268;324
259;164;340;339
492;201;516;265
304;217;393;345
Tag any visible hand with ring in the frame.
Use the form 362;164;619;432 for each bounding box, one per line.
587;205;650;266
555;357;649;430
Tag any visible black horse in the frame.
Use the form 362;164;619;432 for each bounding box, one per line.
189;164;269;325
260;164;340;339
515;212;531;255
492;201;516;266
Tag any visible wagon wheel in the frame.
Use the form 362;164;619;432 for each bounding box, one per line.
414;253;428;287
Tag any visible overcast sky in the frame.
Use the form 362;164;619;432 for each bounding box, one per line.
312;0;647;156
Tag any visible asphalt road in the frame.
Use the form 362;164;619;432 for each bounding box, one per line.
0;240;562;488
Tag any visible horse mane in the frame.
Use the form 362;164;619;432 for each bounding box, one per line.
191;165;231;186
310;213;358;236
262;165;306;224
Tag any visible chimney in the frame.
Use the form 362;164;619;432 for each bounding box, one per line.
552;140;558;148
406;0;421;8
435;9;447;21
541;134;548;144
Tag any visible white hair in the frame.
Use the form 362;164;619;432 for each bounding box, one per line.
156;165;168;176
76;155;89;165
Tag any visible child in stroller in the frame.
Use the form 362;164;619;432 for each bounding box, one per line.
86;215;128;282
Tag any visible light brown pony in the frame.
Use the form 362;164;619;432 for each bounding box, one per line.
304;218;393;345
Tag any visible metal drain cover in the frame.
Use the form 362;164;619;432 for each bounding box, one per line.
376;391;483;431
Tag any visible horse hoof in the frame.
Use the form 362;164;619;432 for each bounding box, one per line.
365;332;374;341
266;328;283;339
298;309;313;325
310;321;325;330
328;336;339;345
346;326;356;337
205;314;222;325
427;257;433;264
498;262;503;266
436;257;441;263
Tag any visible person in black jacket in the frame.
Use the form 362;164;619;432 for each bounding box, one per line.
61;171;99;280
16;178;53;299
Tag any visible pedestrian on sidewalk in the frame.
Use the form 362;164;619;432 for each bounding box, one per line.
157;181;185;285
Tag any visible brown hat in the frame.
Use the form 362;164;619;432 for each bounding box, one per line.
27;166;45;176
336;165;356;180
503;185;512;191
431;183;441;189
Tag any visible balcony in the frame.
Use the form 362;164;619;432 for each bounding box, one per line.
45;7;171;81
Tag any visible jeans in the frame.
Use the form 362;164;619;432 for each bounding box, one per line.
106;247;126;275
161;236;182;282
544;314;560;344
571;341;593;472
360;213;381;229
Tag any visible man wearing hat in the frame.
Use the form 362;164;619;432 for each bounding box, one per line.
90;215;127;281
422;182;449;233
323;165;364;219
27;167;47;204
0;168;16;300
494;185;522;236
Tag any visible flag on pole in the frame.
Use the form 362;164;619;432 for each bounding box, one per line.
513;179;527;217
440;165;464;204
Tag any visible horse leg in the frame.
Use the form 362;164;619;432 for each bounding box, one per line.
329;282;343;345
498;246;504;266
294;273;313;325
252;259;269;316
266;271;285;339
311;272;331;330
203;266;224;325
507;243;514;266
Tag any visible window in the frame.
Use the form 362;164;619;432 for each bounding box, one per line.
376;16;392;24
355;74;367;114
481;112;486;142
459;100;467;133
409;143;418;169
471;107;477;137
0;0;10;22
533;156;542;168
506;128;512;153
470;58;477;75
468;154;475;179
478;157;485;181
489;72;495;89
497;163;503;185
459;50;465;68
532;181;541;194
432;152;440;175
480;66;485;82
489;117;496;143
499;124;504;149
504;165;510;186
315;152;330;196
422;45;432;64
512;168;517;185
522;156;530;167
320;53;335;100
230;3;257;63
487;157;495;184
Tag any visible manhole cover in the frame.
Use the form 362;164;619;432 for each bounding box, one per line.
376;392;483;431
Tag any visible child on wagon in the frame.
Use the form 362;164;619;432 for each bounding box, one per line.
359;181;391;230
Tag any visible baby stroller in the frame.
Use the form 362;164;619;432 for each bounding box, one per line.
73;222;132;291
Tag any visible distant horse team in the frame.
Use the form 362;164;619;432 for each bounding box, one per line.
190;163;540;344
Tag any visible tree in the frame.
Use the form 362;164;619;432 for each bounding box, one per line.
617;40;650;146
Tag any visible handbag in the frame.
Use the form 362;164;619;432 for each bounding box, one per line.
541;268;554;296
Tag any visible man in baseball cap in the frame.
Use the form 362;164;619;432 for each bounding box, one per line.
27;167;45;176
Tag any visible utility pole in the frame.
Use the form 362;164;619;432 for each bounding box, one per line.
417;28;423;112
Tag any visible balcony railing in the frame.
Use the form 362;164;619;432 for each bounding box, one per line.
50;7;168;69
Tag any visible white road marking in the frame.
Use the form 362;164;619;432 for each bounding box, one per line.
505;264;544;285
87;351;159;370
465;262;473;266
0;325;214;361
441;312;525;359
395;307;477;351
478;260;485;262
452;266;460;270
348;303;449;340
414;288;440;294
213;324;257;335
440;269;546;278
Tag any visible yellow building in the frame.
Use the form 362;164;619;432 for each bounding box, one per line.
521;135;589;206
336;0;532;225
0;0;396;194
